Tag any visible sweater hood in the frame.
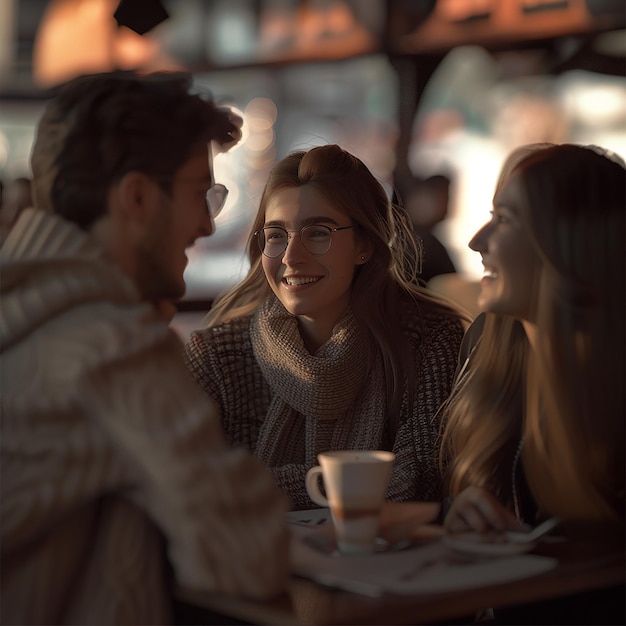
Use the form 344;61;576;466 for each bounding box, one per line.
0;209;140;352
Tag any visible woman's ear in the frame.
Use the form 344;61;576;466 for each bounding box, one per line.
355;239;374;265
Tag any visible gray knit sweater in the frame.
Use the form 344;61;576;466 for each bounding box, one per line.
185;297;463;510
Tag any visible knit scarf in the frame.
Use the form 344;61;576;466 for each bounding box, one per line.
250;296;386;468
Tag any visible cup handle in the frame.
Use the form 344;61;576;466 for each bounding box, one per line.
305;465;329;507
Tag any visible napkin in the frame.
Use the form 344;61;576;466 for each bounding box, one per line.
290;523;557;596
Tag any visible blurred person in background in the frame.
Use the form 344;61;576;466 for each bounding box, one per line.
440;143;625;624
401;173;457;284
185;144;467;511
0;71;288;626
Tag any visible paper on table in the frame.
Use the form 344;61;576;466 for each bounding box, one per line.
287;507;331;527
290;524;557;596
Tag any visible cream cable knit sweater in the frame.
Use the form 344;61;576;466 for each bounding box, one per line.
185;295;463;510
0;209;288;625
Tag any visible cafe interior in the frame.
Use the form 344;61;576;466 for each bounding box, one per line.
1;0;624;624
2;0;625;327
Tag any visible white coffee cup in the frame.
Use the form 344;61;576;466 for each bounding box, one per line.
305;450;395;555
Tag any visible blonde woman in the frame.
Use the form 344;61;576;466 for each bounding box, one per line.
440;142;625;624
442;143;625;530
185;144;466;510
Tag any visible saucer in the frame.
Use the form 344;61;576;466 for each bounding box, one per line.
443;532;536;557
302;532;400;556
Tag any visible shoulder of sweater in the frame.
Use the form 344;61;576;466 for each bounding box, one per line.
2;298;189;414
188;314;254;348
58;302;179;370
423;304;464;334
400;297;464;336
192;314;252;342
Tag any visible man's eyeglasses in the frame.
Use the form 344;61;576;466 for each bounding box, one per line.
153;177;228;219
206;183;228;218
254;224;356;258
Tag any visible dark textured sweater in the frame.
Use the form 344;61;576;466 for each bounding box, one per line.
185;299;463;510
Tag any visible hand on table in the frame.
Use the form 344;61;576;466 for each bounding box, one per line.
380;501;440;527
445;486;520;534
379;501;444;544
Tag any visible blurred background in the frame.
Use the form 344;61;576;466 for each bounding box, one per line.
1;0;625;330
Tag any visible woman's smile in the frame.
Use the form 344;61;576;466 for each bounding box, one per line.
261;185;367;346
282;274;322;287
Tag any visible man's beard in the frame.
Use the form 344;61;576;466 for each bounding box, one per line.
135;200;185;302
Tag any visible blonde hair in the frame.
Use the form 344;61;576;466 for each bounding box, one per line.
442;143;625;521
208;144;466;432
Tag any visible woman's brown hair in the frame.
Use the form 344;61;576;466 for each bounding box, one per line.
207;144;466;434
442;144;625;521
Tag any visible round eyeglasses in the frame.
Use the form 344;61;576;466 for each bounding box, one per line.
206;183;228;219
255;224;356;258
153;177;228;219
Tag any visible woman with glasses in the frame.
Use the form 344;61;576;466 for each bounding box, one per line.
185;144;466;510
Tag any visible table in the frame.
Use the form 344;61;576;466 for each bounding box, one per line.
175;512;625;625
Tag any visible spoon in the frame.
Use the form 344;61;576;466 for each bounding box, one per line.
505;516;560;544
